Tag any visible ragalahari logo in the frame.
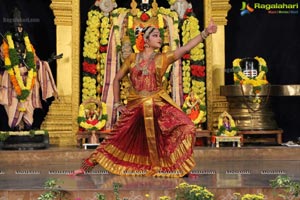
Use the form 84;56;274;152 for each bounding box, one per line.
240;2;255;16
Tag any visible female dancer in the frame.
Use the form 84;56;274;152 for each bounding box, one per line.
73;19;217;177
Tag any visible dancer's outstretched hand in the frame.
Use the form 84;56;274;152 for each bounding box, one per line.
206;18;217;34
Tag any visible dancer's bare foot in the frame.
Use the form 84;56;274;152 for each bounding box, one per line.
68;168;85;176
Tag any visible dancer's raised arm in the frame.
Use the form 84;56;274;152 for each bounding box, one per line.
174;18;217;60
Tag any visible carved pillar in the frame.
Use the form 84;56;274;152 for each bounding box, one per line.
204;0;231;131
42;0;80;146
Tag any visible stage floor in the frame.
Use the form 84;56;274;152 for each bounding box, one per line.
0;146;300;199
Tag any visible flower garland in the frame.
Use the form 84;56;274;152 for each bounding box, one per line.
3;32;37;102
82;9;103;102
157;13;165;43
81;7;114;102
98;14;111;98
233;56;268;95
180;8;206;122
78;101;108;130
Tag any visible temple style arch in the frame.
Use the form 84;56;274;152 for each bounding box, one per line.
48;0;231;146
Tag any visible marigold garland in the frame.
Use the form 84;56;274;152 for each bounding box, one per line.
3;32;37;101
81;8;114;102
180;8;206;122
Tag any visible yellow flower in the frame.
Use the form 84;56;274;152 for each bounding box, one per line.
233;58;242;67
255;56;266;66
24;36;32;51
158;14;164;28
167;0;176;5
18;107;27;112
128;15;133;28
183;77;191;82
3;33;37;101
4;57;11;66
183;87;190;94
78;101;107;130
133;45;139;53
6;34;14;48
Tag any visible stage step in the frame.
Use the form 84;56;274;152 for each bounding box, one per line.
1;146;299;164
0;146;299;200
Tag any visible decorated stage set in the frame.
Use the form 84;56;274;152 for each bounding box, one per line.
0;0;300;199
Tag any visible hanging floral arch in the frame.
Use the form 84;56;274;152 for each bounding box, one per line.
80;0;208;128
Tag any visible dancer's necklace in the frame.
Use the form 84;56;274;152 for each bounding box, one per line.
136;52;156;75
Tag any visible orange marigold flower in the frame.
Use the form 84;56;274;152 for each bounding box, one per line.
31;78;36;89
2;41;9;57
135;32;145;52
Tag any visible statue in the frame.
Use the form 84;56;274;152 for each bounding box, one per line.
78;98;107;131
170;0;192;20
0;8;58;131
77;98;108;144
94;0;117;16
216;111;238;136
232;56;269;103
182;91;206;129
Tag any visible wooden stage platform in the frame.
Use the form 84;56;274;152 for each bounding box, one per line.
0;145;300;199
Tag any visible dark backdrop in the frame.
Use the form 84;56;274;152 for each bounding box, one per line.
225;0;300;142
0;0;56;64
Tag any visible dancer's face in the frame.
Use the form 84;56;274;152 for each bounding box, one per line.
145;29;162;49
